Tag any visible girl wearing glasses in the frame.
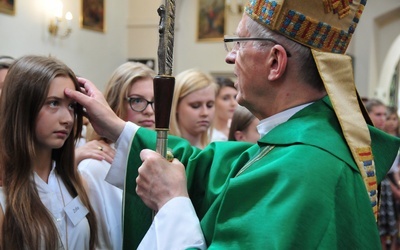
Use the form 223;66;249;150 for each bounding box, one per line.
108;62;156;129
78;61;156;249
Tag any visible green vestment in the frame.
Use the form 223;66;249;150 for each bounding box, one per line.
123;96;400;249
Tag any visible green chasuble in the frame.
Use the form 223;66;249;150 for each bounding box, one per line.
123;96;400;249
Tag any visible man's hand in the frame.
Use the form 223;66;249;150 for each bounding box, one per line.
136;149;189;212
65;77;125;142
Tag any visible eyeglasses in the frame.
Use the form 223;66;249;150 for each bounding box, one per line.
126;96;154;112
224;37;291;57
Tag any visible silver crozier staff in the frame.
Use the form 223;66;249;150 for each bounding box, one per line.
126;3;176;249
154;0;175;159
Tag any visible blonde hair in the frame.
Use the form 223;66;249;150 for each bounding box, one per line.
170;68;218;148
87;62;156;141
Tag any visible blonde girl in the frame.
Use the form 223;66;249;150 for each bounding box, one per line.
170;69;218;148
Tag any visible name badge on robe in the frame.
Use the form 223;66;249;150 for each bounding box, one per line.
64;196;89;226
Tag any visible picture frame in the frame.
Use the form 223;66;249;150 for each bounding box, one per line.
0;0;15;15
197;0;225;42
81;0;105;32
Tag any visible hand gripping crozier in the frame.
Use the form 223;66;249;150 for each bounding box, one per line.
123;0;176;249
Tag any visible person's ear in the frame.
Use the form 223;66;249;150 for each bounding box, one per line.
234;130;244;141
267;45;288;81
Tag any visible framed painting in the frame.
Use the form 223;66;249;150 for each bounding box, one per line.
197;0;225;41
81;0;105;32
0;0;15;15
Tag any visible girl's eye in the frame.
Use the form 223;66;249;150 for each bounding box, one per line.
190;103;201;109
68;102;77;110
207;102;215;108
133;98;144;104
49;100;59;107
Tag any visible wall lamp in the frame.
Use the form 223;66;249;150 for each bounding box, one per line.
48;1;73;38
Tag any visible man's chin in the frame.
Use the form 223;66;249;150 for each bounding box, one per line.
237;96;246;107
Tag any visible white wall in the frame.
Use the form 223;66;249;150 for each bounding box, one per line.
376;34;400;104
0;0;128;90
349;0;400;98
127;0;159;69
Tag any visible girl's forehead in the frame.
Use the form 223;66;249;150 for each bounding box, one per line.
182;87;215;102
47;77;75;95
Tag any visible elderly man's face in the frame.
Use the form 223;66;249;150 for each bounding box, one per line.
225;15;272;118
0;68;8;95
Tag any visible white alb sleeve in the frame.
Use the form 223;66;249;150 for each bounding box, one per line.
105;122;139;189
138;197;207;250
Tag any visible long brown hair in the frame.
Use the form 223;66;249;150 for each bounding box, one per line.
228;105;257;141
0;55;97;249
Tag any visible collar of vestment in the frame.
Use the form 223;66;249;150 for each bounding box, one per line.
257;102;314;138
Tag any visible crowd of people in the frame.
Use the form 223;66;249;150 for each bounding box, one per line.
0;0;400;249
364;98;400;250
0;54;258;249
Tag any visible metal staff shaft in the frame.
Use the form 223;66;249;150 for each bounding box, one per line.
154;0;176;158
126;2;177;249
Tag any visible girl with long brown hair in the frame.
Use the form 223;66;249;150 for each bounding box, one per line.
0;55;97;249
